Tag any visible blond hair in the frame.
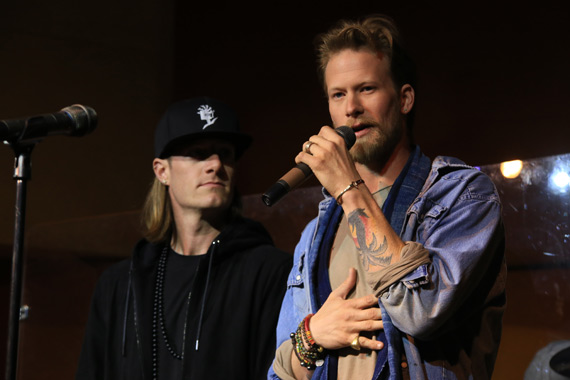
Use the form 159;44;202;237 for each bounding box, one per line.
140;176;244;244
141;177;173;244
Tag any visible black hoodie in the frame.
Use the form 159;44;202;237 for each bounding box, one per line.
76;217;292;380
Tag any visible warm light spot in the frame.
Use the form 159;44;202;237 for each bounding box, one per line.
500;160;523;179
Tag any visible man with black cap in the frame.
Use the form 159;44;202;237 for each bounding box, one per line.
76;97;292;380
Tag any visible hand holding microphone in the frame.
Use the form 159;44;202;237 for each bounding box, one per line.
262;126;356;206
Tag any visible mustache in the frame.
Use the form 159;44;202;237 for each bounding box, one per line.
351;117;381;131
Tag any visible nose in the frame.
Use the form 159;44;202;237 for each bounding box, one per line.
204;153;224;173
345;93;364;118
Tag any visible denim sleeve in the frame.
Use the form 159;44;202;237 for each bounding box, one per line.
268;219;317;380
380;171;505;341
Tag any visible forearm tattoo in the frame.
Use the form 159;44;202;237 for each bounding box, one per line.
347;208;392;270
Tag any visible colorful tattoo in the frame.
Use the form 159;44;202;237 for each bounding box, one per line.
347;208;391;270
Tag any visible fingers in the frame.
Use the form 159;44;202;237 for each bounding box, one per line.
297;138;324;164
340;308;383;332
303;140;315;155
358;336;384;351
353;305;383;321
332;268;380;313
351;333;384;352
305;130;345;155
299;126;347;157
317;125;347;145
297;127;361;198
351;293;380;310
354;318;384;332
333;267;357;299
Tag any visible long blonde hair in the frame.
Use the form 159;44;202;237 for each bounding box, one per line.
141;177;173;244
140;175;244;244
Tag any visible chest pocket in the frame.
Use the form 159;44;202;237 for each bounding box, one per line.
287;252;305;288
408;197;447;231
286;251;312;316
400;199;447;290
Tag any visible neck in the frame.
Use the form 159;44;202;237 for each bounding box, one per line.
170;210;225;256
356;141;412;194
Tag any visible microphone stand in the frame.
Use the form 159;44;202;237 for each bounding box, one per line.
4;141;35;380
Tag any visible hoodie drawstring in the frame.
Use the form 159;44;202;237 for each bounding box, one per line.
122;268;133;356
194;239;217;351
121;239;219;356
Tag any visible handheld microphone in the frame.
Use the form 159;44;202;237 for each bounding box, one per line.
0;104;98;144
261;126;356;207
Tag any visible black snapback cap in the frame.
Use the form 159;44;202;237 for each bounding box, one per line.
154;97;252;159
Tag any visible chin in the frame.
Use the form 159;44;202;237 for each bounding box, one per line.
351;131;380;161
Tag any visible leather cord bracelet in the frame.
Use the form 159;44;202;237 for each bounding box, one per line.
336;179;365;205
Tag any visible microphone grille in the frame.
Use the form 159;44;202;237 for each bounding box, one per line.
335;126;356;150
61;104;98;137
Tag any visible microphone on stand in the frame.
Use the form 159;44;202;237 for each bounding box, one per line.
1;104;98;144
261;126;356;206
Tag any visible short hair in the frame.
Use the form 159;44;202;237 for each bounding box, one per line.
315;14;418;133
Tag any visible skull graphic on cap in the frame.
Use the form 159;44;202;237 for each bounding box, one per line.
197;105;218;129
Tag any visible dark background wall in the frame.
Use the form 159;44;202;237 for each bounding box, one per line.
1;2;569;251
0;1;569;378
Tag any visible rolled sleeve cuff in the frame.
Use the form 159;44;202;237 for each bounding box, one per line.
272;340;297;380
366;241;431;296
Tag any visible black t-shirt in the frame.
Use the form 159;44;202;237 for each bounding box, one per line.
158;248;207;380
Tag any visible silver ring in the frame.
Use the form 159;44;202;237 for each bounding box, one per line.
304;141;314;155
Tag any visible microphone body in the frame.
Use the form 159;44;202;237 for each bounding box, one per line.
262;126;356;206
0;104;98;144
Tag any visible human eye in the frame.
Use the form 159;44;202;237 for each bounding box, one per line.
185;148;208;160
329;91;344;100
360;85;376;93
216;146;236;162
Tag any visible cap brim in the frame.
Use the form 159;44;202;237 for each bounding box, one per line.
159;131;252;159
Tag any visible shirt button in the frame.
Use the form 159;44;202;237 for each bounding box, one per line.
296;275;301;281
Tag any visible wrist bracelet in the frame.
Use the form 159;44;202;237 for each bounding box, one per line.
302;314;323;353
336;179;365;205
290;314;325;370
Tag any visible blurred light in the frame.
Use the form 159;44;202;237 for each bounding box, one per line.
500;160;523;179
551;171;570;188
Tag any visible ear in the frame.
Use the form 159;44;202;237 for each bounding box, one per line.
153;158;169;185
400;84;415;114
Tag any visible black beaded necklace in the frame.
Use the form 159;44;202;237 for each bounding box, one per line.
151;246;200;380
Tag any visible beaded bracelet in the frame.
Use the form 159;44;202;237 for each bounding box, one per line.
303;314;323;353
336;179;365;205
291;320;319;367
289;314;325;370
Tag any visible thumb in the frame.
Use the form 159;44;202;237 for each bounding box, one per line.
334;267;357;299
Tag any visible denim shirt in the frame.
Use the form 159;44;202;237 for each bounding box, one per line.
268;146;506;380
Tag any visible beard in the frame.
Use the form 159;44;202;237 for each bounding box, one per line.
349;111;404;170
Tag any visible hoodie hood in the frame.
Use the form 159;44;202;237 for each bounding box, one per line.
131;216;275;266
208;216;275;263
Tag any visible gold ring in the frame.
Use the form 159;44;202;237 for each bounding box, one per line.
304;141;314;155
350;336;361;351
